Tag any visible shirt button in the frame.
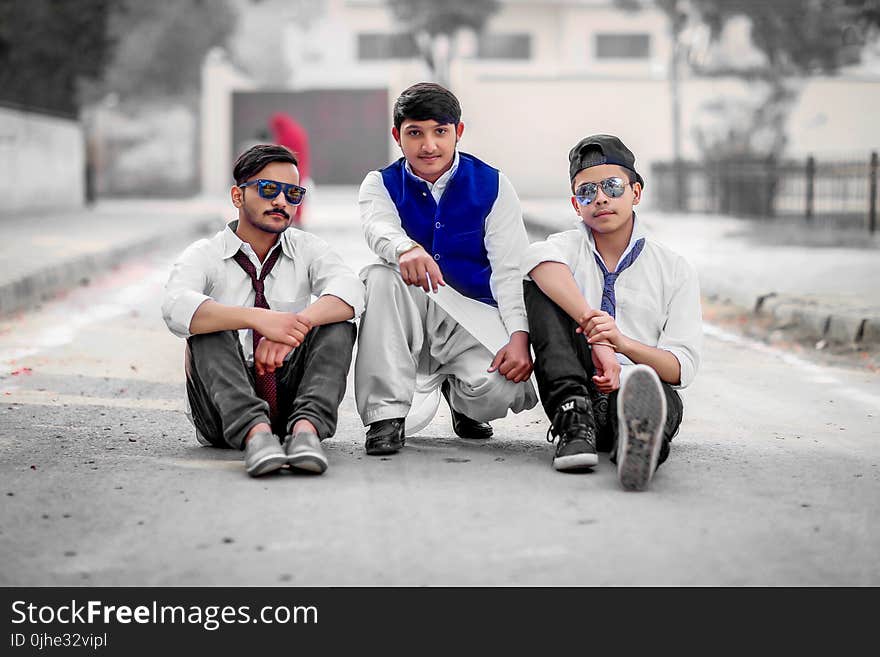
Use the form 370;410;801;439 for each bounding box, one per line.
422;192;427;197
435;222;442;228
434;254;440;261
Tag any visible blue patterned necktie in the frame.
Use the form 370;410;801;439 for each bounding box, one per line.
593;238;645;318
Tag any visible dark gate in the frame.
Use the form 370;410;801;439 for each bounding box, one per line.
232;88;389;184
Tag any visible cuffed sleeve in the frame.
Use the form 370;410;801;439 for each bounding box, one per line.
657;257;703;388
485;172;531;336
520;229;580;280
162;240;216;338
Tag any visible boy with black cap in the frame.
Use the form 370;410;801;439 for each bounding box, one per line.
521;134;702;490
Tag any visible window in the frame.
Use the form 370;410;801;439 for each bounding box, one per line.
357;33;419;60
595;33;651;59
477;33;532;60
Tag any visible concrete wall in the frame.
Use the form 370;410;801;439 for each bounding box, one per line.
451;70;880;200
0;105;84;210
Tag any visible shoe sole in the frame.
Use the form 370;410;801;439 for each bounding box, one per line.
246;453;288;477
365;442;403;456
553;452;599;471
288;452;328;474
454;428;494;440
617;366;666;491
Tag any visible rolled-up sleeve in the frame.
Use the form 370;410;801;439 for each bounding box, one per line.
305;234;366;319
520;230;578;280
161;240;214;338
359;171;412;265
657;258;703;388
485;173;531;335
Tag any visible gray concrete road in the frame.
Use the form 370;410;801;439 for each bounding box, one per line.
1;190;878;586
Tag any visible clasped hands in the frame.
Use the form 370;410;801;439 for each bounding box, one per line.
576;309;624;393
252;309;312;376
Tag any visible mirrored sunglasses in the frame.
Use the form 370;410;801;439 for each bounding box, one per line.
574;176;630;206
239;179;306;205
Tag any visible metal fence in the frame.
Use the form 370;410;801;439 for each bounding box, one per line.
651;152;879;233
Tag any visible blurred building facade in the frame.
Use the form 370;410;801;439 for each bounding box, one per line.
1;104;85;211
202;0;880;200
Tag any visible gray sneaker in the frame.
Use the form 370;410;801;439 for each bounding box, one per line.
616;365;667;491
284;431;328;474
243;431;287;477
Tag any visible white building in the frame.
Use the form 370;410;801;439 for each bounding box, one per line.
201;0;880;199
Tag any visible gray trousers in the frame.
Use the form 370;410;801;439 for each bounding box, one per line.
185;322;356;449
355;264;536;426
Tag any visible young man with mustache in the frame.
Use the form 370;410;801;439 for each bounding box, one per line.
162;144;364;477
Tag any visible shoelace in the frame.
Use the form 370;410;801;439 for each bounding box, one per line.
546;418;595;446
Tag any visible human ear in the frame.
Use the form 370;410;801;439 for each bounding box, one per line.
631;182;642;206
230;185;243;207
391;126;401;147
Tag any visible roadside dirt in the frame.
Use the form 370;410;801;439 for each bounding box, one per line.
702;297;880;375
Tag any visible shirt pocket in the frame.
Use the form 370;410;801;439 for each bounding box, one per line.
616;287;665;337
266;295;310;314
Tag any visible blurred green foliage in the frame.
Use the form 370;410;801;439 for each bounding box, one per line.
0;0;115;116
0;0;236;116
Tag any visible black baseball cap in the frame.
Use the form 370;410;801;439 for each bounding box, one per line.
568;134;644;188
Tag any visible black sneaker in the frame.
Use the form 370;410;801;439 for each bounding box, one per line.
616;365;667;491
441;379;493;439
547;397;598;471
365;418;406;455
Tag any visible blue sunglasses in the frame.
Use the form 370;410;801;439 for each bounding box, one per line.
239;179;306;205
574;176;632;206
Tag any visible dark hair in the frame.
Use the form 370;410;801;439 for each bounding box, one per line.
233;144;298;185
392;82;461;130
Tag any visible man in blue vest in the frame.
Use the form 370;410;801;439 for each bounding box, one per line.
355;82;538;455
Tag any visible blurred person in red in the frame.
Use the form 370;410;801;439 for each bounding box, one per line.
270;112;311;226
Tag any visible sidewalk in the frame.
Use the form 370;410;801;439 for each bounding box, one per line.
2;194;879;347
521;199;880;346
0;198;228;317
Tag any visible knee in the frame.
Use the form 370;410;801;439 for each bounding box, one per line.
187;330;239;359
312;321;356;350
364;265;403;297
524;280;551;311
467;373;521;405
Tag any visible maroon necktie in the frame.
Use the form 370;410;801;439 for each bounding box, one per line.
232;245;283;421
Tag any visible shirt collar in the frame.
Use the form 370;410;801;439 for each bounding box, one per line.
576;211;646;268
221;220;291;261
403;150;460;192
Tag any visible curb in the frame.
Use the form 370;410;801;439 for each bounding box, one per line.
755;293;879;346
524;213;880;347
0;216;219;318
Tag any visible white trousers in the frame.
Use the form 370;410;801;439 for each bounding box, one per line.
355;264;537;429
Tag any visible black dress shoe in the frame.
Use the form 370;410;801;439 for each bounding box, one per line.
365;418;406;455
441;379;493;439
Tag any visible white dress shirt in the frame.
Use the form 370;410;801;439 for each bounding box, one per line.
359;151;530;337
162;221;365;362
521;218;702;388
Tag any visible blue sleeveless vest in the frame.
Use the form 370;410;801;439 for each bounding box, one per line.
380;152;499;305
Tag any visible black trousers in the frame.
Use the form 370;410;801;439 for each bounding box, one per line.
184;322;356;449
524;281;683;465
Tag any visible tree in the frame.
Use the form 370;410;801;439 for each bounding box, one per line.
651;0;880;156
93;0;236;106
387;0;501;88
0;0;115;116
